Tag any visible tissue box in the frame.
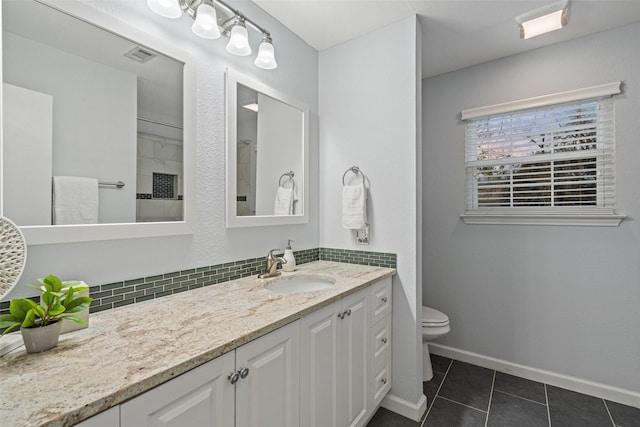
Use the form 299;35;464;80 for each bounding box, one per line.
40;281;90;334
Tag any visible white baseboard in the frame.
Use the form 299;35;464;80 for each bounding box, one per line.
381;392;427;422
429;343;640;409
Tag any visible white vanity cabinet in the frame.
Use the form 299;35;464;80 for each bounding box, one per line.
77;275;393;427
120;321;299;427
120;349;236;427
369;277;393;408
235;321;300;427
300;283;388;427
299;290;370;427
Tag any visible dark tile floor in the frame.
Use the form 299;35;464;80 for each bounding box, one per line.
366;355;640;427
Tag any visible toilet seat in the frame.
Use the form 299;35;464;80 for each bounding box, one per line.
422;306;449;327
422;306;450;382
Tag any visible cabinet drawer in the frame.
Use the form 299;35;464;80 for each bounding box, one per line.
370;314;391;369
371;358;391;406
370;277;392;324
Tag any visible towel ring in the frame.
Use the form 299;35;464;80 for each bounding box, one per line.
342;166;365;186
279;171;294;187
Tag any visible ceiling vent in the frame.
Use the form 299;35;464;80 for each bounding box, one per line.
124;46;157;63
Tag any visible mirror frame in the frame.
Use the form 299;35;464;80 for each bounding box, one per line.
225;69;309;228
0;0;196;245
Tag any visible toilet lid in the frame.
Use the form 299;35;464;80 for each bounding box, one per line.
422;306;449;326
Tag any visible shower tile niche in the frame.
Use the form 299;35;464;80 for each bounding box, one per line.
136;132;183;222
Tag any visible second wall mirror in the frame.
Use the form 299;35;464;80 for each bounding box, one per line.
226;69;309;228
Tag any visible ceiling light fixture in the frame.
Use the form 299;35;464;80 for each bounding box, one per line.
147;0;277;69
515;0;570;40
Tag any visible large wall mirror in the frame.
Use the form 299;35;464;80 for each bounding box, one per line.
1;0;195;244
226;69;309;228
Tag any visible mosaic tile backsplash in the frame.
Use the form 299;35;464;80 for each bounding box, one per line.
0;248;396;316
152;172;177;199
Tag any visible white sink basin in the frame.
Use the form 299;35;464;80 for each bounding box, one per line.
265;277;335;294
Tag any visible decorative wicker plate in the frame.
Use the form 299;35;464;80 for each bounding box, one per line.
0;216;27;298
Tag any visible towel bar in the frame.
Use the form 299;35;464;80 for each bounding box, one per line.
99;180;126;189
342;166;365;186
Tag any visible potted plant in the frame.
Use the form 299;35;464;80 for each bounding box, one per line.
0;274;93;353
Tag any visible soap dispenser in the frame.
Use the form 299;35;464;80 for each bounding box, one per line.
282;240;296;272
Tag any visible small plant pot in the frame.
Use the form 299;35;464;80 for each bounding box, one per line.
20;321;63;354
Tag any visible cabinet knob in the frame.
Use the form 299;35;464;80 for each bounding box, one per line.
337;312;344;319
380;337;388;344
381;297;388;303
228;372;240;384
345;309;352;317
239;367;250;379
381;378;388;384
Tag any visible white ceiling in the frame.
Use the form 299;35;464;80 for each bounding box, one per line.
251;0;640;78
3;0;184;128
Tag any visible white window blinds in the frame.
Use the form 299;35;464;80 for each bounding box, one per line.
463;85;621;223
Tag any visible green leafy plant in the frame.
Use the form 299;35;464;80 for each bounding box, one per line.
0;274;93;336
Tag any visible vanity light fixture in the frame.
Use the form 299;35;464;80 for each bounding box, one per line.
147;0;277;69
191;1;220;39
226;17;251;56
147;0;182;19
515;0;570;39
254;35;277;70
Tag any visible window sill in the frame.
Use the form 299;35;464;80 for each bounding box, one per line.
460;210;626;227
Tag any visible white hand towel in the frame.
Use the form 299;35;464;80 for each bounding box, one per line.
52;176;99;225
342;183;367;229
274;185;294;215
291;180;299;215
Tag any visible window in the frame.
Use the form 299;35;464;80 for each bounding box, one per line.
460;83;624;226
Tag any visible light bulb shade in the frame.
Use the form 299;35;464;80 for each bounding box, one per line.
254;40;277;70
226;23;252;56
147;0;182;19
192;3;221;39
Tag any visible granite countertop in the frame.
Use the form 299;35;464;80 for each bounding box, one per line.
0;261;395;427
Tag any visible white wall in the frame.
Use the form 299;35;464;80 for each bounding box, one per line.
237;113;257;216
2;83;53;225
319;16;424;413
3;32;137;224
255;93;303;215
3;0;318;300
422;22;640;394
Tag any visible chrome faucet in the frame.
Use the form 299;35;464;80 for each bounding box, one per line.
258;248;287;279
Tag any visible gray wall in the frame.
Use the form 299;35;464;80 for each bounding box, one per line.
422;22;640;393
4;0;319;299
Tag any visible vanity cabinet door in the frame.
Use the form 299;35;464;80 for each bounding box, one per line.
75;406;119;427
339;287;371;427
120;351;235;427
299;287;371;427
300;301;342;427
235;321;300;427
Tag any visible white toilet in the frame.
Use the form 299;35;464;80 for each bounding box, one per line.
422;306;450;381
